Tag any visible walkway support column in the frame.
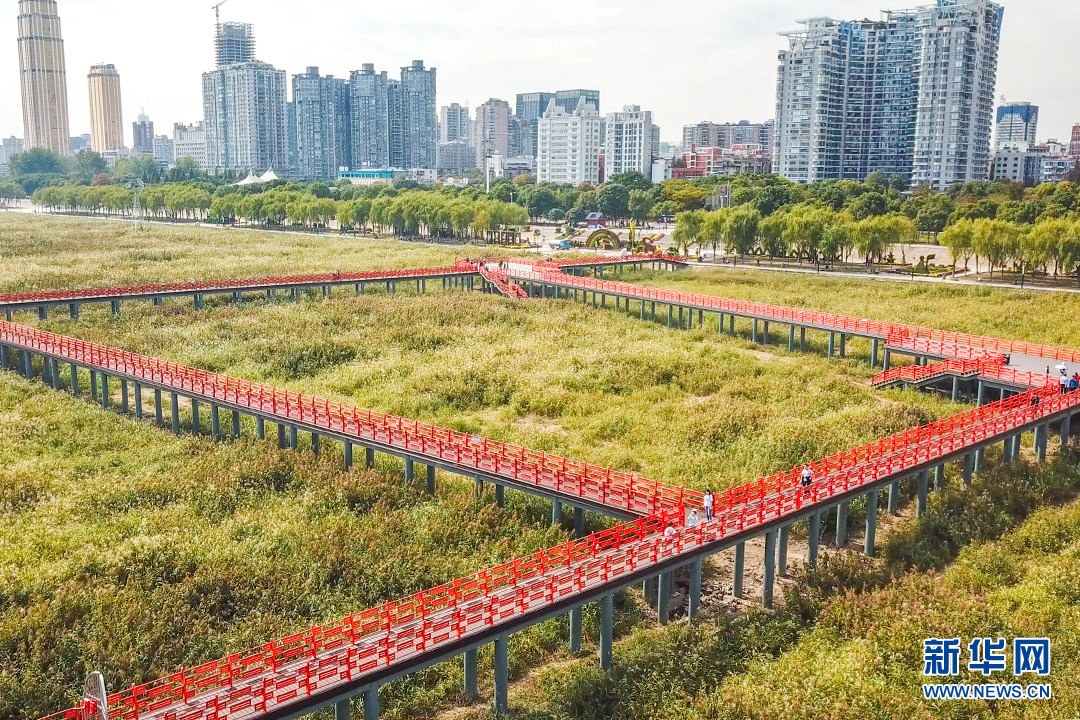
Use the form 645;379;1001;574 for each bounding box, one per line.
574;507;585;538
763;529;777;609
494;636;509;714
364;687;379;720
599;593;614;669
689;557;703;621
963;453;974;485
552;499;562;526
171;392;180;434
917;470;929;517
1062;413;1072;453
732;542;745;598
657;571;673;624
835;501;849;547
871;338;880;367
427;465;436;494
777;524;790;577
828;332;835;359
570;607;582;651
808;511;821;568
864;489;879;557
788;324;795;352
463;649;479;702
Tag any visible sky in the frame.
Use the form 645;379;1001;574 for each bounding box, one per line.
3;0;1079;146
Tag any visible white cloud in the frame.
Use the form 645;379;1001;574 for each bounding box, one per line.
3;0;1078;145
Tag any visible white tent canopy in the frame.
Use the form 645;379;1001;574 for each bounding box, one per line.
234;169;280;186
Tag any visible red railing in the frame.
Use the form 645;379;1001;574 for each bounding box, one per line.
0;264;478;305
0;320;700;517
872;359;986;388
37;379;1080;720
478;267;528;299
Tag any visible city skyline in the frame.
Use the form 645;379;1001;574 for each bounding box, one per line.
4;0;1079;149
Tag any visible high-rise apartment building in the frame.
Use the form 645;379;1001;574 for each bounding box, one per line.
133;110;154;154
3;137;26;164
995;102;1038;150
603;105;655;178
18;0;71;154
683;121;775;150
537;97;601;186
387;78;405;168
173;122;207;167
1070;124;1080;160
292;67;350;181
216;22;255;67
349;64;389;169
473;98;512;169
87;63;124;152
398;60;437;169
515;92;556;160
203;61;288;174
69;133;90;153
775;0;1003;190
439;103;471;144
555;90;600;116
152;135;173;164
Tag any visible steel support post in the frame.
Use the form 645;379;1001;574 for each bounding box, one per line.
551;499;562;526
363;686;379;720
463;648;479;702
38;305;47;321
1037;424;1048;462
800;327;806;352
211;404;221;439
763;529;777;609
90;369;98;400
171;393;180;435
70;302;79;319
977;381;986;407
732;542;745;598
366;447;375;468
839;334;846;358
570;606;583;651
71;363;80;396
864;489;878;557
232;410;241;438
405;457;414;483
963;452;974;485
658;570;673;624
1013;433;1023;461
495;483;505;507
101;374;110;410
134;382;143;420
763;321;770;345
871;338;879;367
975;447;985;472
312;433;321;458
191;399;200;433
777;524;790;577
667;304;673;328
494;635;510;713
344;442;353;469
828;332;835;359
689;557;703;621
752;319;759;343
256;417;265;439
935;464;946;490
1062;413;1072;453
0;344;7;371
951;376;960;402
718;312;724;334
788;324;795;352
808;512;821;568
289;425;298;449
278;423;287;449
883;348;891;371
574;506;586;537
111;300;120;316
1003;434;1013;464
835;501;848;547
599;593;614;669
917;470;929;517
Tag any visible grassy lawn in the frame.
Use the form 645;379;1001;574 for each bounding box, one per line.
3;214;1077;720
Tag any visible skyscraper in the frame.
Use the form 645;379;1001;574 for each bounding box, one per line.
774;0;1003;190
202;22;287;174
88;63;124;152
216;22;255;67
349;64;389;169
18;0;71;154
537;97;601;186
440;103;471;144
133;110;154;154
604;105;655;178
473;98;512;169
292;67;350;181
516;92;556;159
995;102;1039;150
398;60;437;169
555;90;600;116
173;122;207;168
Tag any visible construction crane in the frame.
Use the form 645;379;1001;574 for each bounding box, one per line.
212;0;230;27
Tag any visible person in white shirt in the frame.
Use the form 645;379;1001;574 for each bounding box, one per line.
702;490;715;521
664;522;677;541
687;509;701;528
801;465;814;488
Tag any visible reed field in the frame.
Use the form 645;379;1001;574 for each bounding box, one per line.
3;213;1080;719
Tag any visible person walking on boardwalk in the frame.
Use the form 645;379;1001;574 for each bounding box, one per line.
703;489;715;521
801;465;815;493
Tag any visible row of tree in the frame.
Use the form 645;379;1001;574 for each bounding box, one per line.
672;205;919;267
32;183;215;220
940;218;1080;282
